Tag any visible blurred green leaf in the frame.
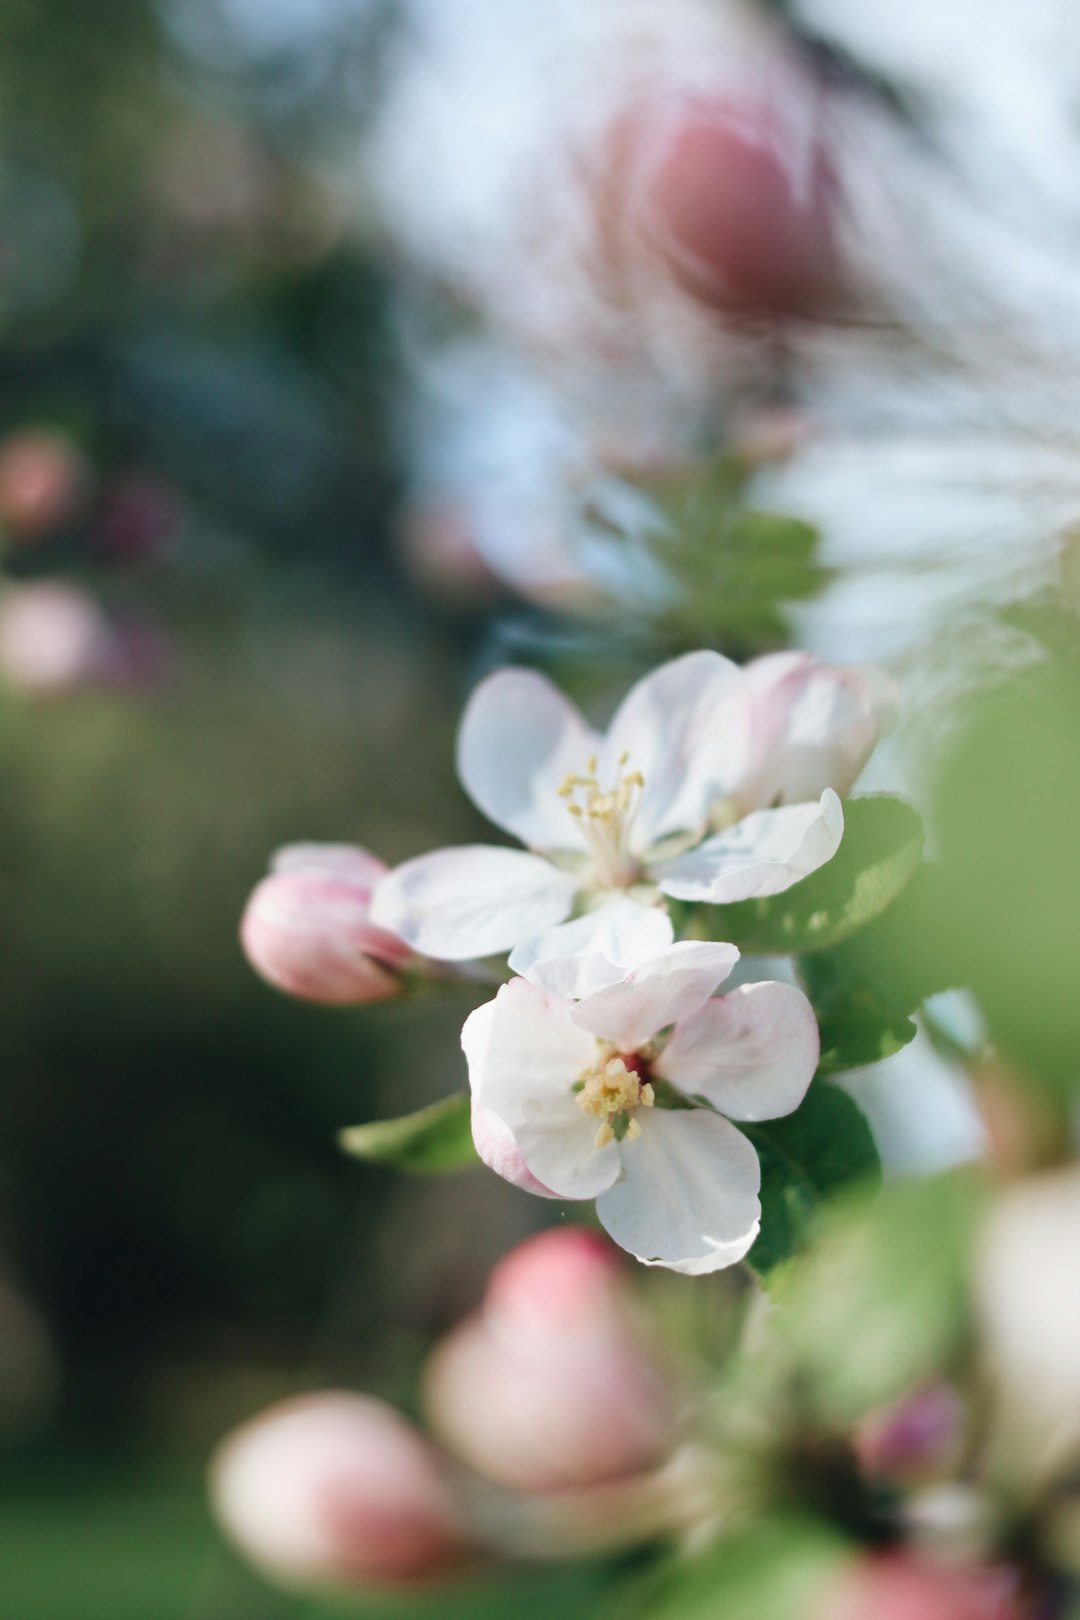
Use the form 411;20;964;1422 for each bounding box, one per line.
626;1518;849;1620
642;461;832;648
933;655;1080;1092
743;1082;881;1278
775;1171;986;1422
339;1092;478;1175
799;863;957;1069
707;795;924;955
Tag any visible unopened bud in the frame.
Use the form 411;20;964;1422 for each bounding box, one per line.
240;843;413;1006
631;92;844;319
854;1381;965;1486
424;1228;677;1493
0;582;116;695
0;429;89;541
820;1552;1019;1620
210;1392;468;1590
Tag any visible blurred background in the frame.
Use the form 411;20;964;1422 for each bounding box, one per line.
2;0;1080;1615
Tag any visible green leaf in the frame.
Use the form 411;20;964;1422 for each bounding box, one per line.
339;1092;478;1175
633;1519;850;1620
799;863;954;1070
743;1081;881;1278
708;795;924;955
801;956;917;1072
775;1171;986;1423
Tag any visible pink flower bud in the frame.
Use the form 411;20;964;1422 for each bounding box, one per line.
240;843;414;1006
423;1228;677;1493
98;476;178;565
820;1553;1020;1620
0;429;89;540
629;91;844;319
0;582;116;695
739;652;898;811
854;1382;965;1486
210;1392;468;1590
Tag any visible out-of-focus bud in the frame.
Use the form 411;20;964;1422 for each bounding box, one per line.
854;1381;965;1487
240;844;414;1007
98;475;178;565
738;652;898;812
210;1392;469;1590
0;429;89;542
401;501;502;605
0;582;116;695
424;1227;677;1493
976;1166;1080;1484
621;90;844;320
820;1552;1019;1620
728;406;813;469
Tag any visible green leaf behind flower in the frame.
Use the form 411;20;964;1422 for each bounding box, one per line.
707;794;924;956
339;1092;478;1175
799;863;955;1070
624;1518;850;1620
743;1081;882;1279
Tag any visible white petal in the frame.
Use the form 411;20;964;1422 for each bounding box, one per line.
740;654;898;809
571;941;740;1051
371;846;576;960
600;651;752;853
655;790;844;904
470;1101;561;1199
461;979;617;1200
596;1110;761;1274
508;898;674;998
660;982;819;1120
457;668;599;852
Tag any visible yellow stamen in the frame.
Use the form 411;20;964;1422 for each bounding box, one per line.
557;750;646;889
575;1048;652;1151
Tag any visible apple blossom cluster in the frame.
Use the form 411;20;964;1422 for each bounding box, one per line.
241;646;895;1273
211;1223;1028;1618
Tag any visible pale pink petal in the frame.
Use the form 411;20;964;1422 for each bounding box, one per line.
508;898;674;998
457;668;599;853
596;1110;761;1274
470;1102;561;1199
272;843;389;890
660;982;819;1120
740;654;898;810
655;789;843;904
371;846;577;961
571;941;740;1051
461;980;617;1200
600;650;752;854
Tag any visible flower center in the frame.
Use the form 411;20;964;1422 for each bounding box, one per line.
557;752;645;889
574;1045;655;1149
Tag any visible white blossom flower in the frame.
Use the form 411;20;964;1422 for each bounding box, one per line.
372;650;891;962
461;940;819;1273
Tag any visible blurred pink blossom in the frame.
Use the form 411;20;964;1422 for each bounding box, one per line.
0;429;89;541
854;1381;966;1485
423;1227;677;1492
210;1392;469;1590
822;1552;1020;1620
0;582;116;695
